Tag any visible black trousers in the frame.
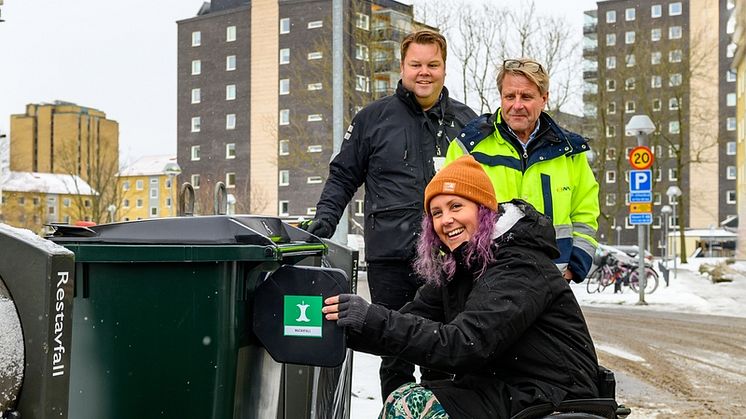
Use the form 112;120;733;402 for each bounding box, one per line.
367;261;444;400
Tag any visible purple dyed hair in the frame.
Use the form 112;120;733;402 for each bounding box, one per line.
414;205;499;286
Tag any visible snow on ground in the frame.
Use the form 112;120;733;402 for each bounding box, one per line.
350;258;746;418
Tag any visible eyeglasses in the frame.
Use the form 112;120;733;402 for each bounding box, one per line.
503;59;545;74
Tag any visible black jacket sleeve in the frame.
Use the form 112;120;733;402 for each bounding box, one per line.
347;254;555;373
313;114;370;230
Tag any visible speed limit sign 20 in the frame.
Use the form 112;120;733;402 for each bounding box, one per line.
629;146;654;170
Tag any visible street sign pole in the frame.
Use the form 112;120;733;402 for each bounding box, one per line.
628;148;654;306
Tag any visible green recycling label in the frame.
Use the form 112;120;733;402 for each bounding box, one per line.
283;295;323;338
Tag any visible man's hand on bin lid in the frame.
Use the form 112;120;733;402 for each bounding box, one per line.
299;218;334;238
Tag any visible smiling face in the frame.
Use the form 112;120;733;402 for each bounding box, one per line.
429;194;480;251
400;42;445;111
500;73;548;142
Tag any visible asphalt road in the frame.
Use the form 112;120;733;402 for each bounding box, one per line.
583;307;746;418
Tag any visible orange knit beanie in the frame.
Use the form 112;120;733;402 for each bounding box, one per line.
424;155;497;214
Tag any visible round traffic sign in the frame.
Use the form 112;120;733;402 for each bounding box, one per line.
629;146;654;170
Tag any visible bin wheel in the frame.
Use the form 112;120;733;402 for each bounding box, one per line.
0;277;24;413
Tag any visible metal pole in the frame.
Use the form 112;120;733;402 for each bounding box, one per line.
330;0;347;245
637;224;647;305
672;200;678;279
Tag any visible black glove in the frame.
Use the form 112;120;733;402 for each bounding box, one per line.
300;218;334;238
336;294;370;333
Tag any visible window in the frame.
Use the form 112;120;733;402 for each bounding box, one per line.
279;48;290;64
122;181;130;191
606;79;616;91
226;172;236;188
306;208;317;216
727;191;737;204
279;170;289;186
136;199;143;208
651;75;661;88
669;121;680;134
63;198;71;207
355;44;369;61
625;100;636;113
191;174;200;189
226;55;236;71
654;169;662;182
32;197;39;206
307;20;323;29
279;140;289;156
606;147;616;160
607;102;617;114
226;114;236;130
652;98;661;111
625;54;635;67
727;43;737;58
307;51;323;60
727;117;736;131
669;168;678;181
668;144;680;157
307;145;322;153
123;199;129;208
280;18;290;34
17;196;25;205
651;51;661;64
279;109;289;125
669;26;682;39
226;143;236;159
651;4;662;18
669;73;682;87
280;79;290;95
625;7;635;21
166;198;172;208
606;10;616;23
307;82;323;91
226;84;236;100
307;114;323;122
355;13;370;30
669;97;680;110
651;28;661;41
606;193;617;206
625;78;635;90
606;56;616;69
669;2;682;16
150;188;158;198
307;176;323;184
727;93;736;107
727;70;737;82
727;166;737;180
226;25;236;42
192;31;201;47
606;125;616;137
625;31;635;44
727;141;736;155
134;180;144;190
191;145;201;161
355;75;370;92
279;201;289;216
606;170;617;183
355;200;364;216
191;60;201;75
191;88;201;104
669;49;682;63
191;116;201;132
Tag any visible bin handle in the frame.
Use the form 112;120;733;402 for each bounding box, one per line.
214;181;227;215
179;182;195;216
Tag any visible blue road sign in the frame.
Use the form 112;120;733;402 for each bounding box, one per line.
629;169;652;193
629;191;653;203
629;213;653;225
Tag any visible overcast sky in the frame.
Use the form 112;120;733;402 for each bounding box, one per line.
0;0;597;163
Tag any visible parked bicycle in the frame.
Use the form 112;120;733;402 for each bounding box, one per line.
586;251;659;294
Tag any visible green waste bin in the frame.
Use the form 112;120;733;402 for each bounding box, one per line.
47;215;354;419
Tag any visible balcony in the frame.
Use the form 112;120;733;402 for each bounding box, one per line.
583;23;597;35
373;58;400;73
583;70;598;80
371;25;409;43
583;47;598;58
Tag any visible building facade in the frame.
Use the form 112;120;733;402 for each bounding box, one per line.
176;0;426;234
733;0;746;258
117;155;179;221
583;0;738;253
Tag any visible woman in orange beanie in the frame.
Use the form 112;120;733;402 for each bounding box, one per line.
323;156;600;418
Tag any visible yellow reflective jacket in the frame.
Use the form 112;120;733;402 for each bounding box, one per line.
445;110;600;281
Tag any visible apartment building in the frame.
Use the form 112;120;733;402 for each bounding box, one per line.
733;0;746;258
176;0;427;234
117;155;180;221
583;0;738;250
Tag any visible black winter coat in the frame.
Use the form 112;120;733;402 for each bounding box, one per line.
348;200;600;418
314;81;476;262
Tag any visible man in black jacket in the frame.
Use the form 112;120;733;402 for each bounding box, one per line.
303;30;476;399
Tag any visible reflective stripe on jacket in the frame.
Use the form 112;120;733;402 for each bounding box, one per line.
445;110;599;280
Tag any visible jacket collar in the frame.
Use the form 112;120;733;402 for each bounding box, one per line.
396;80;450;120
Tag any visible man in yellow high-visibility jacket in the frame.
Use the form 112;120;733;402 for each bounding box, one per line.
445;58;599;282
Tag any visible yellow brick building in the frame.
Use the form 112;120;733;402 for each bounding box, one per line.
0;171;96;234
10;101;119;181
117;155;179;220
